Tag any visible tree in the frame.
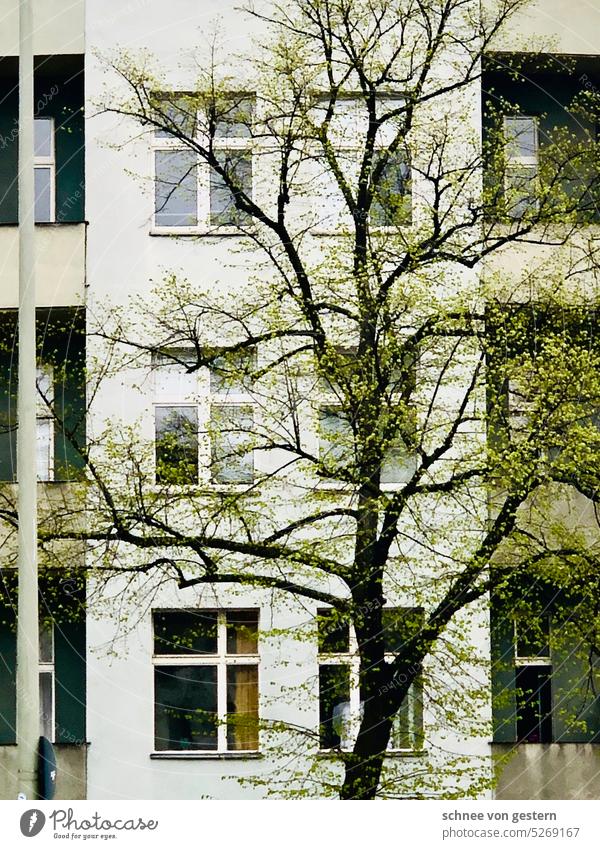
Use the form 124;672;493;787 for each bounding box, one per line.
5;0;600;799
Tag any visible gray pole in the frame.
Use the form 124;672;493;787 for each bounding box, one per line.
16;0;39;800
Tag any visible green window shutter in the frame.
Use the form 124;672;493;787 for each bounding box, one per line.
0;614;17;744
491;610;517;742
551;624;600;743
54;618;86;744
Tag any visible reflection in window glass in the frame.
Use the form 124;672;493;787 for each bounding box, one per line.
155;150;197;227
211;404;254;483
371;152;411;227
319;664;351;749
155;405;198;484
209;153;252;226
154;665;218;750
154;610;218;655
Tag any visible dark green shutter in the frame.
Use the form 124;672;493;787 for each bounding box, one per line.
551;622;600;743
491;610;517;742
54;618;86;744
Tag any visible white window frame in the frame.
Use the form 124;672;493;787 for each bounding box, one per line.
152;609;260;754
36;363;54;481
318;613;422;753
311;95;411;234
151;95;254;235
151;350;256;487
34;117;55;223
503;115;539;218
39;620;55;742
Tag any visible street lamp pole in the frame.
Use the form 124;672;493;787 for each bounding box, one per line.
16;0;39;800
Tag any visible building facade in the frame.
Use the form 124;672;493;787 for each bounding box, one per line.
0;0;599;800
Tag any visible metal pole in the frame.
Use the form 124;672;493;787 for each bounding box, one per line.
16;0;39;800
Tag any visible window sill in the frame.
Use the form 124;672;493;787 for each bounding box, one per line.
150;751;262;760
317;748;426;758
311;223;412;237
149;227;255;238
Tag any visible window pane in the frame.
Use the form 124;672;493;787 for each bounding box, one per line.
516;615;550;659
39;671;53;740
505;166;538;218
211;404;254;484
154;95;196;138
213;96;254;138
34;166;52;222
154;665;218;750
516;665;552;743
380;607;423;654
34;118;53;158
39;622;54;664
319;406;352;468
371;152;411;226
210;349;256;394
209;153;252;226
155;150;197;227
153;352;197;400
319;664;351;749
154;610;218;655
317;608;350;654
380;438;417;485
227;664;259;750
36;364;54;411
389;692;412;750
226;610;259;654
36;417;53;482
155;406;198;484
505;116;537;159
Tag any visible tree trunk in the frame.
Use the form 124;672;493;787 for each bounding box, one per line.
340;713;393;799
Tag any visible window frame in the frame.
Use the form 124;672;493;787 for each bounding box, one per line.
152;608;260;755
151;94;254;235
151;350;257;488
317;608;423;753
514;617;553;743
311;95;412;235
34;117;55;224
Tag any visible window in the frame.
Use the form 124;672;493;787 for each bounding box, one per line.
504;116;539;219
153;94;254;231
39;620;55;741
36;363;54;481
312;97;411;231
318;349;417;486
515;616;552;743
317;607;423;751
210;351;255;484
153;609;259;753
152;350;255;485
34;118;55;223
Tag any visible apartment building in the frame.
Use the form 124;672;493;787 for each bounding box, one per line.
0;0;599;800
